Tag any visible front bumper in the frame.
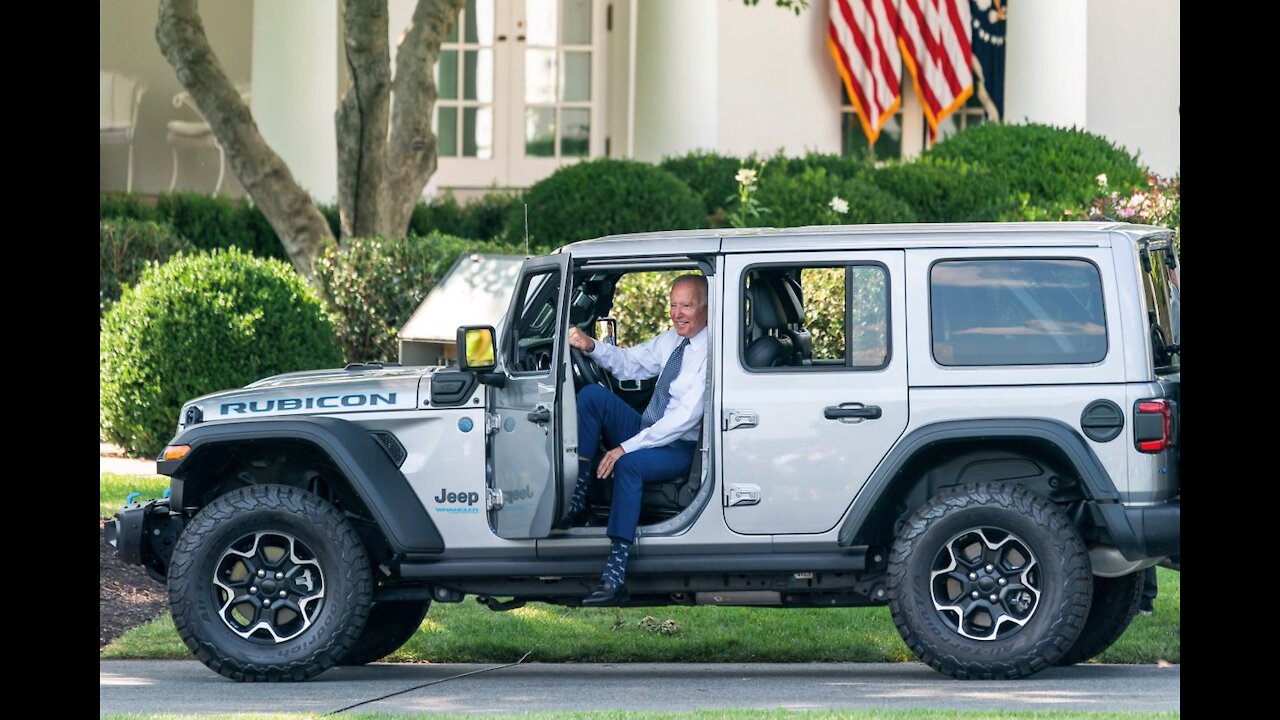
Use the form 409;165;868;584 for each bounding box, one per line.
108;499;185;583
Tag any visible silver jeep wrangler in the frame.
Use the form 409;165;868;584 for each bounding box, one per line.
110;221;1180;681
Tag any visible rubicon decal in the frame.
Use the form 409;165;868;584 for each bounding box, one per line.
220;392;397;415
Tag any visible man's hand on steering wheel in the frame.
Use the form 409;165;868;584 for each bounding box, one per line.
568;327;596;353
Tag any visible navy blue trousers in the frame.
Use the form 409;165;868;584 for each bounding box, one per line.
576;385;696;543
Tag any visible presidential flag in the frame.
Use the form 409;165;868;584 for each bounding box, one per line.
969;0;1007;121
896;0;974;139
827;0;903;144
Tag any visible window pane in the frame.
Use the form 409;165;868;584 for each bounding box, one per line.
800;267;846;362
561;0;592;44
438;50;458;100
525;107;556;156
561;51;591;101
525;49;557;103
465;0;495;44
930;259;1107;366
437;107;458;157
842;111;900;161
526;0;557;46
445;13;458;43
848;266;887;367
463;49;493;101
463;106;493;158
512;269;561;374
560;108;589;156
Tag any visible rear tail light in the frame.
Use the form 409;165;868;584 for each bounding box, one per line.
1134;399;1172;452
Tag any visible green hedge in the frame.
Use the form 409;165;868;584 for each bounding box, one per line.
753;167;916;227
658;151;748;225
100;192;287;260
411;190;523;242
507;159;705;249
314;233;523;363
924;123;1148;213
869;157;1011;222
100;248;341;457
100;218;193;315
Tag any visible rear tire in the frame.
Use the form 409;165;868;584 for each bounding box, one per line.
887;482;1092;679
168;484;372;681
1056;571;1144;666
336;600;431;666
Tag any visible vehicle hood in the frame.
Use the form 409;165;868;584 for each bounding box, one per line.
179;365;446;430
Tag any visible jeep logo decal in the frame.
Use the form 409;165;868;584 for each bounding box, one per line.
433;488;481;515
219;392;397;415
434;489;480;505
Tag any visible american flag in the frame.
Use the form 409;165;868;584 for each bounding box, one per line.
896;0;974;139
826;0;903;144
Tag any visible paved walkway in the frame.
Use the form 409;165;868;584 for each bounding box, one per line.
99;442;160;476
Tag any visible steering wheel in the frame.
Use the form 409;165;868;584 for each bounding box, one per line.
571;347;609;388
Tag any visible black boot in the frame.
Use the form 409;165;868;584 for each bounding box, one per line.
582;538;631;606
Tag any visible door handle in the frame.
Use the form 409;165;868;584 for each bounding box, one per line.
824;404;882;420
527;407;551;423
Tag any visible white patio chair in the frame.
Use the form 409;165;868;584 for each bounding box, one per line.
166;84;250;193
100;71;147;192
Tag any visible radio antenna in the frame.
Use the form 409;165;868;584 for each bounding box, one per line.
523;203;530;257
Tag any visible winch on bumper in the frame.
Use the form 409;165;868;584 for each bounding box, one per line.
107;498;186;583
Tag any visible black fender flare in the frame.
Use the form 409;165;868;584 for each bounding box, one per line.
837;418;1124;547
160;416;444;554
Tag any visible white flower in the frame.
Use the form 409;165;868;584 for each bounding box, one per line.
735;168;758;187
1096;173;1108;188
829;196;850;215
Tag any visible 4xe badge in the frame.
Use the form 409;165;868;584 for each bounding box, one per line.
433;488;480;514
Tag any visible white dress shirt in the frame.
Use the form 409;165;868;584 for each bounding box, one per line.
587;326;708;454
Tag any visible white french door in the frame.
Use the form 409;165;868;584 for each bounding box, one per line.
435;0;607;189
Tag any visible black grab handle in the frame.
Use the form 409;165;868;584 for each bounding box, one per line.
824;405;882;420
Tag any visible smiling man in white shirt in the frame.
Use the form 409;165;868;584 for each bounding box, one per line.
565;274;709;605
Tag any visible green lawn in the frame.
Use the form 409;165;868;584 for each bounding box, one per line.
100;473;1180;665
101;473;169;518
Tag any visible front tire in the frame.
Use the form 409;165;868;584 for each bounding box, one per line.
1055;571;1144;666
887;483;1092;679
168;484;372;681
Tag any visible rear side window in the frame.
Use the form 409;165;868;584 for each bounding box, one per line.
930;259;1106;366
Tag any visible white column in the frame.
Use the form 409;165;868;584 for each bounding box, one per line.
251;0;339;203
1004;0;1088;128
633;0;718;162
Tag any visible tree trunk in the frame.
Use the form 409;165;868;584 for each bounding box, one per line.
156;0;334;281
336;0;393;239
386;0;466;236
337;0;464;240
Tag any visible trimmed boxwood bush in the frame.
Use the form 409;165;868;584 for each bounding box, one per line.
753;167;916;227
869;157;1012;222
924;123;1148;211
410;190;523;242
314;233;524;364
100;218;193;314
506;159;705;248
100;248;342;457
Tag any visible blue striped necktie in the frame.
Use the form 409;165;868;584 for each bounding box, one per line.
641;338;690;428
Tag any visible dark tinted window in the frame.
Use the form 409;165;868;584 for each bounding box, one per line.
931;259;1106;366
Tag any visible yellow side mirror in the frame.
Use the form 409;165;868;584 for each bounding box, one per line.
457;326;496;371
